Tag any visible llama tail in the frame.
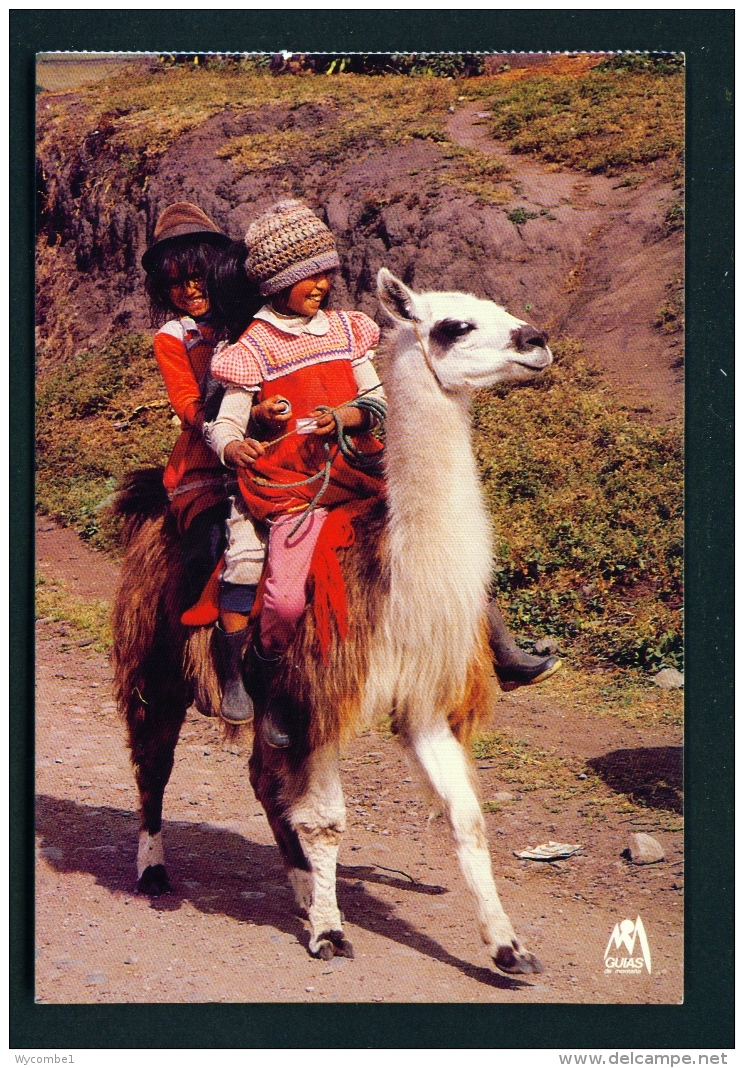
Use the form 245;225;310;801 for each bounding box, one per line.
110;467;169;548
110;468;233;724
112;507;185;721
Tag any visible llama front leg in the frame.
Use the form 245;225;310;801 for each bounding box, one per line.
289;743;354;960
409;722;542;975
249;738;353;960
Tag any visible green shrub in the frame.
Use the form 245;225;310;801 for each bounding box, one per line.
473;339;683;670
662;199;685;235
506;207;538;227
36;332;176;549
595;53;685;75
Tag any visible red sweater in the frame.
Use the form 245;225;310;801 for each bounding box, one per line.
153;317;225;533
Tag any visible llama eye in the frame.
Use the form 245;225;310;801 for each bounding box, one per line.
431;319;476;343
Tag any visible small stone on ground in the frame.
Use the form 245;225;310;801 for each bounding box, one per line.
653;668;684;689
629;832;665;865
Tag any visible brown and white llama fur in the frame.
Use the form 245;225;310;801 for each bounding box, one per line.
112;269;551;974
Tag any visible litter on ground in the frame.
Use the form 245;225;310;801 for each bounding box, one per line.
514;840;582;861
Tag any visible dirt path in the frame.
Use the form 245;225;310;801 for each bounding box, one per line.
447;103;684;423
35;521;683;1004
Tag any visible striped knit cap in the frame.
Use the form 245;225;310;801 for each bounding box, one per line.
244;199;340;296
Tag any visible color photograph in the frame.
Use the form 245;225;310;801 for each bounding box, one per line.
34;49;684;1005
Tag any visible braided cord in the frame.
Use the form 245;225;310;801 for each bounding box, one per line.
245;388;386;537
321;394;387;473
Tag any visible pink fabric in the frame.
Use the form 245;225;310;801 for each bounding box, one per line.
260;508;329;657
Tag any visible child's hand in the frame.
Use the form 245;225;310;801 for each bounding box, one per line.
252;395;292;429
312;405;366;437
223;438;267;468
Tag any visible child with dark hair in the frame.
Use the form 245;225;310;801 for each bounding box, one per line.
142;204;268;722
143;202;231;546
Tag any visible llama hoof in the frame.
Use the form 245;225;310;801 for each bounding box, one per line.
311;930;355;960
136;863;172;896
317;941;335;962
493;942;543;975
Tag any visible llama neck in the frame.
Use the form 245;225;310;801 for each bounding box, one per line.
382;333;493;575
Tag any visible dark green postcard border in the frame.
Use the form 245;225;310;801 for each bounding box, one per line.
10;8;734;1050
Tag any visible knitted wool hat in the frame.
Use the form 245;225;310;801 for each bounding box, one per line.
244;199;341;296
142;202;229;271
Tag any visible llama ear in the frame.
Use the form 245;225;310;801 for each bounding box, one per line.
377;268;420;323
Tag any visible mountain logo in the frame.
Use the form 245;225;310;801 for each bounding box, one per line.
603;916;652;974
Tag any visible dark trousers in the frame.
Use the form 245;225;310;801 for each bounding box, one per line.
178;499;230;611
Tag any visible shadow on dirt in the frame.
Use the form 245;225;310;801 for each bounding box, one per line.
36;794;533;990
337;863;446;895
587;746;683;813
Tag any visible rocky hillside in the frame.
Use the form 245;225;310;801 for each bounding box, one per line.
36;57;683;420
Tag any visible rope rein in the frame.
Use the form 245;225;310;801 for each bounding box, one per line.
255;382;386;450
240;325;431;537
249;383;387;537
239;325;430;538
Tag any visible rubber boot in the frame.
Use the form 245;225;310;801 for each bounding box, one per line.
254;644;292;748
487;599;562;690
213;624;254;724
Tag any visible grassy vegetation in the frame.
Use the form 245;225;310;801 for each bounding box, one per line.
434;143;512;204
661;198;685;235
35;333;176;547
486;56;684;180
36;573;112;653
37;67;461;218
37;55;684;229
216;77;458;176
654;276;685;336
472;730;582;792
536;664;683;732
471;728;682;826
473;338;683;671
36;63;459;163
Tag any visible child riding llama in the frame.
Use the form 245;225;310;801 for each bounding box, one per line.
113;258;553;974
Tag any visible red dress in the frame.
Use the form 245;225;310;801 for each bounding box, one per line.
211;311;386;657
212;311;384;522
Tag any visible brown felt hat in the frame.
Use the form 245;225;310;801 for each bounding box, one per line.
141;202;230;271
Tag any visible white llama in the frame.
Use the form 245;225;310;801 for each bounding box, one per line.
254;269;551;973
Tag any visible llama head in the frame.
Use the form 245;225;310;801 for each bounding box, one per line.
377;268;552;392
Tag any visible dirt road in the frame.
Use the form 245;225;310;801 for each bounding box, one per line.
35;521;683;1004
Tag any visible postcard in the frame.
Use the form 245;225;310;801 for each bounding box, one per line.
34;49;684;1007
